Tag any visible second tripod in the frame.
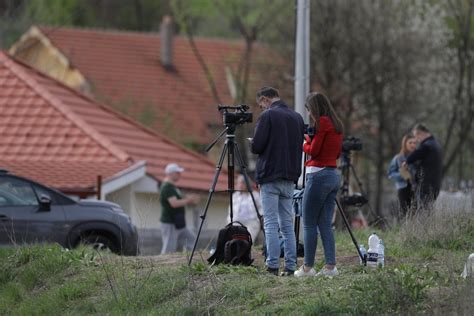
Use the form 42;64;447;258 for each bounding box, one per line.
339;144;386;227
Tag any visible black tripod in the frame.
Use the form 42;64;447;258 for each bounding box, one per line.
335;198;367;265
188;116;263;266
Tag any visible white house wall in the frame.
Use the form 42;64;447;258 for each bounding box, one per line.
133;192;229;230
133;192;161;229
106;188;230;231
105;184;136;220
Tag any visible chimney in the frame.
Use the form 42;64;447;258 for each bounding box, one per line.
160;15;174;69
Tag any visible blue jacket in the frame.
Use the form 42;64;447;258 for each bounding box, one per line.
251;100;305;184
388;154;409;190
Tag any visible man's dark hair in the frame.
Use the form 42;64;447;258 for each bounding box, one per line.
413;123;431;134
256;86;279;100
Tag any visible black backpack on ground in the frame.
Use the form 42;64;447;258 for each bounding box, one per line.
207;222;253;266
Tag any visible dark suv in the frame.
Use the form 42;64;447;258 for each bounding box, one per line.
0;170;138;255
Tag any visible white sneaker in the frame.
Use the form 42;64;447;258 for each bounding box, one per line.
316;267;339;277
294;265;316;277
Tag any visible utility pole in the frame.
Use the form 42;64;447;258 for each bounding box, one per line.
294;0;310;122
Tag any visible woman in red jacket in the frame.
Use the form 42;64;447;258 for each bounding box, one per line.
295;92;344;278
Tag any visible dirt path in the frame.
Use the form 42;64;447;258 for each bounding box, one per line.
134;250;361;268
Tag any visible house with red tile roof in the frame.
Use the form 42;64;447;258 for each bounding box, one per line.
9;23;269;148
0;51;230;234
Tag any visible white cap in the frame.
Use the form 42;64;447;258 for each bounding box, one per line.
165;163;184;175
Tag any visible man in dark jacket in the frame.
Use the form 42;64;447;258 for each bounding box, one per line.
404;123;443;210
251;86;305;276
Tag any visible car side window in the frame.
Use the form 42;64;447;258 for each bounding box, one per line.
0;177;38;206
32;185;55;205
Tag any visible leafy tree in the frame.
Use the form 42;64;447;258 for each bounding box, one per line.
0;0;29;48
23;0;94;26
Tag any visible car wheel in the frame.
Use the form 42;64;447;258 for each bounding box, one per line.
80;234;118;253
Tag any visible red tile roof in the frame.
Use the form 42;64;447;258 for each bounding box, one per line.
0;51;227;192
35;26;262;145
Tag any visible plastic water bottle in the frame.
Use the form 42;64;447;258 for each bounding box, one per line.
367;233;379;268
209;247;216;256
359;244;367;265
461;253;474;278
377;239;385;268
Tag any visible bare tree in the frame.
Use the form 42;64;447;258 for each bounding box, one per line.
172;0;290;165
303;0;445;218
441;0;474;177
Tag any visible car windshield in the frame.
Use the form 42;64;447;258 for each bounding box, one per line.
0;177;38;206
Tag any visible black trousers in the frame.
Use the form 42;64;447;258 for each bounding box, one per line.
418;185;440;210
397;183;414;218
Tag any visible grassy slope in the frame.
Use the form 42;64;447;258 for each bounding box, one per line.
0;206;473;315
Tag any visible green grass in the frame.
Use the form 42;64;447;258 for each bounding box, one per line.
0;206;472;315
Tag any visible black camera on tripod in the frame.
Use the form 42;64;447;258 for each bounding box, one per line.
218;104;252;126
342;136;362;152
303;124;315;138
342;193;368;207
339;135;369;208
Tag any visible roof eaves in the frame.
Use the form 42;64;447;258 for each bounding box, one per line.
37;24;247;46
100;160;149;199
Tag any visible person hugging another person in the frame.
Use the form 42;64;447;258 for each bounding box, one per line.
403;123;443;210
227;174;262;244
295;92;344;278
388;134;417;218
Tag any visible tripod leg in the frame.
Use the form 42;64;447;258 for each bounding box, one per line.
294;216;300;249
188;143;228;266
349;164;386;227
335;198;366;265
234;143;265;237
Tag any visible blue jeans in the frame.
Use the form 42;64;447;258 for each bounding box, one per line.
302;168;340;266
260;180;296;271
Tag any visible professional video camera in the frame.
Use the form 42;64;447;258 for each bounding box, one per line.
303;124;315;138
342;136;363;152
218;104;252;126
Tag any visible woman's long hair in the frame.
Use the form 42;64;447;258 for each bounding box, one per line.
399;133;415;157
305;92;344;134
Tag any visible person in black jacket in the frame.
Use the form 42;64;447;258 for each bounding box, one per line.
251;86;305;276
403;123;443;210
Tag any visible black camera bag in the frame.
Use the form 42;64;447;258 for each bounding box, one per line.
208;221;253;266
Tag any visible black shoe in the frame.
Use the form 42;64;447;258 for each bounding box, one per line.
280;269;294;276
266;267;279;276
